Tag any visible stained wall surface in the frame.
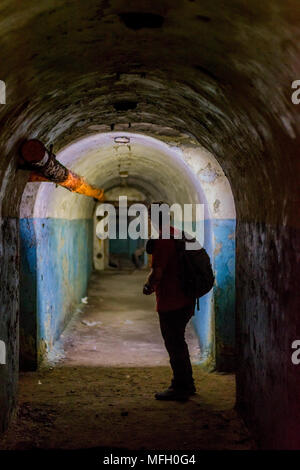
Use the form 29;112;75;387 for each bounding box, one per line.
0;0;299;448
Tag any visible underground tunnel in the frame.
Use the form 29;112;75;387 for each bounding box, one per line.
18;132;236;373
0;0;300;453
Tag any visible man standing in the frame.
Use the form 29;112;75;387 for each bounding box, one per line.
143;203;196;401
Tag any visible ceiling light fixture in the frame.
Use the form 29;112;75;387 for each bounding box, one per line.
114;136;130;144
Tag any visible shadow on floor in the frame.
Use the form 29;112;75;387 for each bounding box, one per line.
0;365;254;450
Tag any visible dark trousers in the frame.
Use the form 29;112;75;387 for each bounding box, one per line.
158;305;195;391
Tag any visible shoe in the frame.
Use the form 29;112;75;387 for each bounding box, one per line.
188;384;196;395
155;387;191;402
170;380;196;396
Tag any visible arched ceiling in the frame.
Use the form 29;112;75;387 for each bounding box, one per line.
21;133;208;219
0;0;300;226
20;132;235;221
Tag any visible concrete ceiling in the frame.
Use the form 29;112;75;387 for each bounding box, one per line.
20;132;235;221
1;0;300;449
0;0;299;226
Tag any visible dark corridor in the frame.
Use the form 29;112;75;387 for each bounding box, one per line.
0;0;300;454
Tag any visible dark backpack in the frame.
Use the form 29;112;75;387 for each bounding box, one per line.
175;233;215;308
146;233;215;309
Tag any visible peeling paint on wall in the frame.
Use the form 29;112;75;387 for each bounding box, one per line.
213;219;236;371
20;218;93;365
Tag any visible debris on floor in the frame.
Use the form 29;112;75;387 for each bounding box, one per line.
81;320;102;327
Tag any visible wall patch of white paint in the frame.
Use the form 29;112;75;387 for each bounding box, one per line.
0;80;6;104
0;340;6;364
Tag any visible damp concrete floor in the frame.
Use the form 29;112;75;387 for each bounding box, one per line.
0;269;254;450
62;269;200;367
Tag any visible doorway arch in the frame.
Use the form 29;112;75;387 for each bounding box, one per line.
19;131;235;371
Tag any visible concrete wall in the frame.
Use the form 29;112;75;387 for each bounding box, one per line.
180;145;236;369
213;219;236;371
0;216;19;432
19;217;37;369
19;217;93;367
236;220;300;449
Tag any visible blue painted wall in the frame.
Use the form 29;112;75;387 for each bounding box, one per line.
20;218;93;366
192;218;214;365
191;218;235;370
20;219;38;369
109;238;144;257
109;215;144;257
213;218;236;370
20;215;235;371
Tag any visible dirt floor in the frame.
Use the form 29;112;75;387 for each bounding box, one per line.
0;365;254;450
0;269;254;451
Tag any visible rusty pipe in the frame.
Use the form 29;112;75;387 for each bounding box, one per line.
20;139;104;201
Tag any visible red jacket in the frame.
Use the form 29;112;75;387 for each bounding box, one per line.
151;230;195;313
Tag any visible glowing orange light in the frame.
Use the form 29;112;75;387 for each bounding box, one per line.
29;171;105;201
60;171;105;201
22;139;105;202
